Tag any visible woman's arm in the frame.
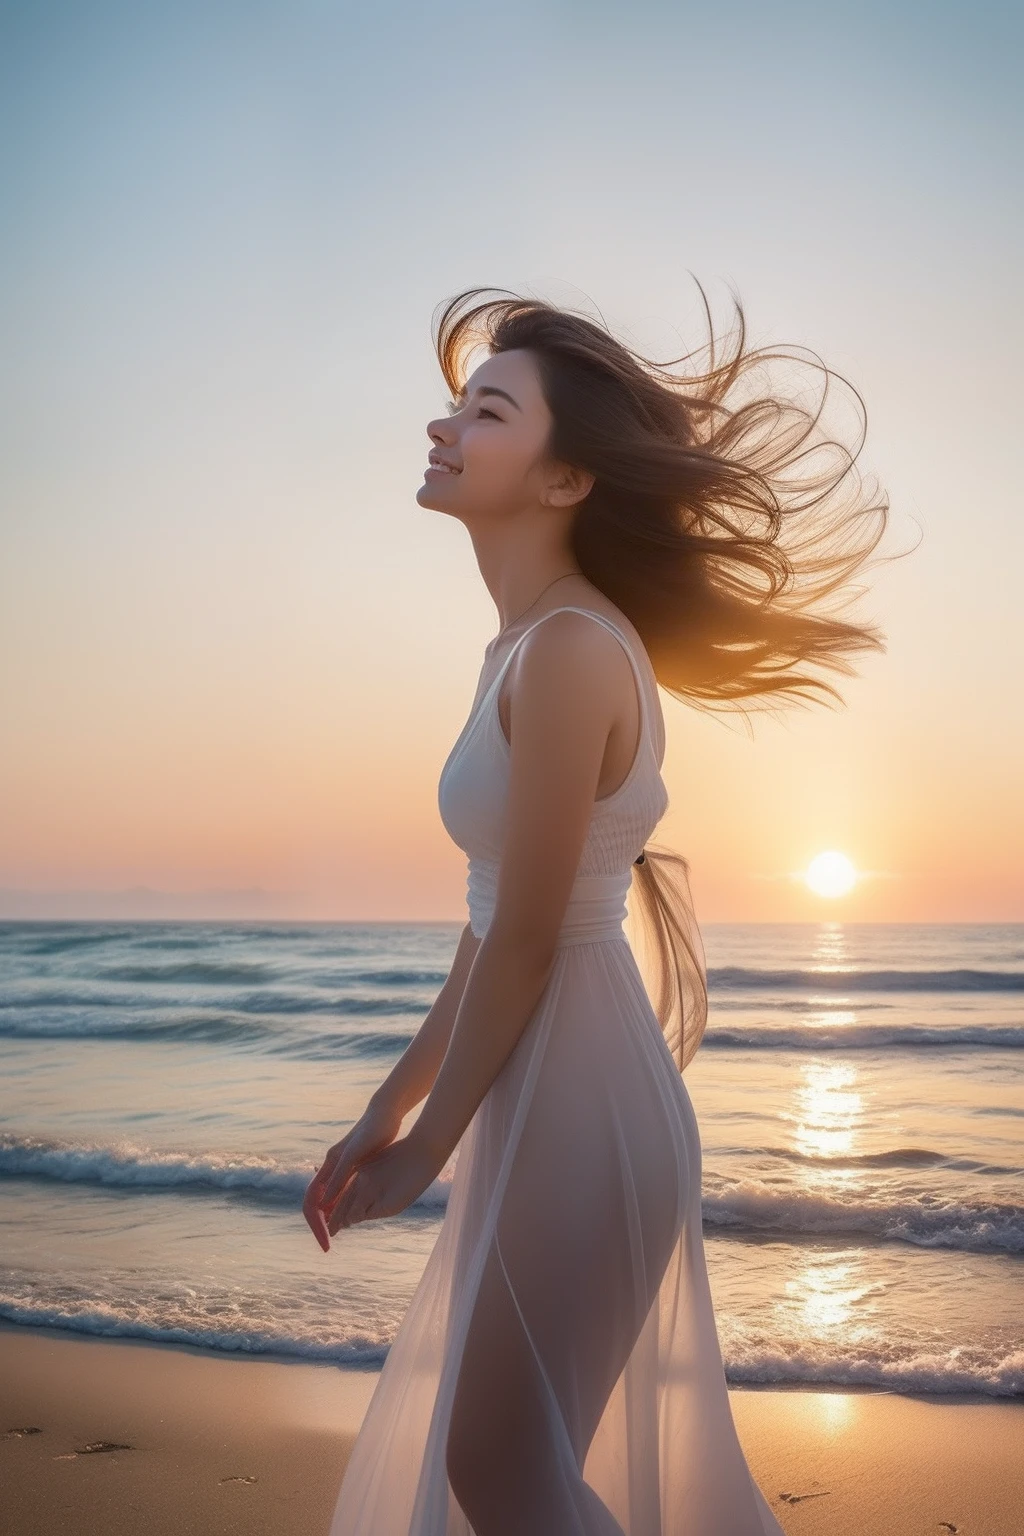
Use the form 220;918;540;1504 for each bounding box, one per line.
368;920;482;1121
404;926;556;1163
404;613;624;1167
305;921;482;1251
326;612;629;1229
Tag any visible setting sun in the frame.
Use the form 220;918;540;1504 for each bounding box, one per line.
804;850;858;898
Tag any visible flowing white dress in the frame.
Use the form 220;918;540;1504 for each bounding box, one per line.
329;605;786;1535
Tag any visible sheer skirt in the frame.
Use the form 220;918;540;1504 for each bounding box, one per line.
329;936;785;1535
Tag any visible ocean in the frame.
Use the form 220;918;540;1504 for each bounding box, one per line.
1;920;1021;1398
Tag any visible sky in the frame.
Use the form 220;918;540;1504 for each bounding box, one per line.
1;0;1021;923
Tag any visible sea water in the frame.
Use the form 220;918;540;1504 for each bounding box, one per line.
1;920;1021;1397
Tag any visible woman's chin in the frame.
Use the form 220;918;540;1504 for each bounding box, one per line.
416;482;456;510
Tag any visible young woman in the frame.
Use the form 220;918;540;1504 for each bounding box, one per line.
305;286;891;1535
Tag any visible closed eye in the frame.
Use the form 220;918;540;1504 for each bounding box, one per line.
445;399;501;420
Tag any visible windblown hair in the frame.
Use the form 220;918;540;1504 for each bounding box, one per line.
433;283;901;1070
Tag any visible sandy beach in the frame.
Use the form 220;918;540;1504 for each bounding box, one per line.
2;1321;1021;1535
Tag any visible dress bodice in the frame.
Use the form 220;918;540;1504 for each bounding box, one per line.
437;606;670;943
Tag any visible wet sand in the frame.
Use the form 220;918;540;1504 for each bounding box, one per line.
2;1322;1021;1534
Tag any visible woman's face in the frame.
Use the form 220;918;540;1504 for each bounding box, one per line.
417;348;559;521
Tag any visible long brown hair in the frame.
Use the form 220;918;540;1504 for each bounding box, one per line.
433;283;905;1070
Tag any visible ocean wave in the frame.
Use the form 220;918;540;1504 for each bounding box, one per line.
90;963;449;989
0;1012;417;1057
234;991;424;1017
8;1011;1017;1055
0;1299;389;1366
710;997;891;1013
760;1145;943;1169
1;1297;1020;1397
722;1343;1024;1398
703;1023;1024;1049
702;1178;1024;1253
0;1012;280;1044
342;968;451;987
708;966;1024;993
0;928;138;956
0;1134;453;1212
752;1145;1021;1175
0;991;425;1025
269;1028;418;1060
6;1134;1019;1252
95;962;276;985
2;980;422;1014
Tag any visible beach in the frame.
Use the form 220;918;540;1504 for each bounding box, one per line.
3;1321;1023;1534
3;920;1021;1399
3;0;1020;1522
2;918;1022;1530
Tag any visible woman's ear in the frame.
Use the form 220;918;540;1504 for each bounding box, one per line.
542;462;596;510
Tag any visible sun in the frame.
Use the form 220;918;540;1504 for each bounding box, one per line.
804;850;857;899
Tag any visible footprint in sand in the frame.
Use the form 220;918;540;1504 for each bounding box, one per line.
6;1427;43;1438
52;1441;134;1460
938;1524;959;1533
219;1474;258;1485
779;1490;832;1504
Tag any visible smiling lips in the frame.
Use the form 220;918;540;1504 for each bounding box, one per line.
427;456;462;475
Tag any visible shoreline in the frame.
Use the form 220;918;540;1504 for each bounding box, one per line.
0;1314;1013;1404
3;1321;1023;1534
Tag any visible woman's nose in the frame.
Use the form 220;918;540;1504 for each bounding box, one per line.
427;416;455;445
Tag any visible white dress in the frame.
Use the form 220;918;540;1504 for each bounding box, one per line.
329;605;786;1535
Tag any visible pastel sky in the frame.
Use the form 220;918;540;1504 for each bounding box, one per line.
1;0;1020;922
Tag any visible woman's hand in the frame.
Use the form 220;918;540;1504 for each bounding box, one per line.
303;1097;405;1253
325;1131;447;1235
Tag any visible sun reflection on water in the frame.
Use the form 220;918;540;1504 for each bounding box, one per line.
791;926;865;1160
800;1008;858;1030
812;920;850;971
773;929;879;1386
784;1255;875;1340
792;1060;864;1163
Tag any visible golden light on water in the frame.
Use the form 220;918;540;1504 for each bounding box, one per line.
786;1256;871;1337
760;1040;875;1417
804;850;857;898
792;1060;864;1162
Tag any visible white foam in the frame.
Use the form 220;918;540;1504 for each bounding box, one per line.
0;1132;454;1212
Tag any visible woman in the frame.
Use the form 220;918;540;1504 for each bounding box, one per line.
305;286;891;1535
